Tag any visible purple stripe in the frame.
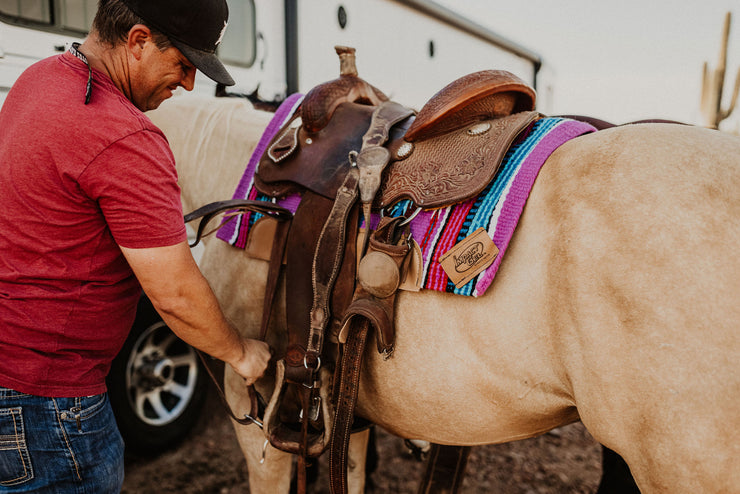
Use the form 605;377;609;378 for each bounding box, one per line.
408;209;434;244
217;93;304;244
474;120;595;295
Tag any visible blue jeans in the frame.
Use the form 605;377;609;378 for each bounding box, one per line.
0;388;124;493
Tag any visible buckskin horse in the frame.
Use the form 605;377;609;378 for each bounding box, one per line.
150;50;739;493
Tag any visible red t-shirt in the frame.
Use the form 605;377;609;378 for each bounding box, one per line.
0;51;187;397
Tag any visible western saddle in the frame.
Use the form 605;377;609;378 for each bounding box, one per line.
186;46;540;494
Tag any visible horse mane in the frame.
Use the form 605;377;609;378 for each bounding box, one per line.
216;84;283;113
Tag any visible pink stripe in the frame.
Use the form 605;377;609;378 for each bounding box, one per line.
425;200;474;291
417;209;447;285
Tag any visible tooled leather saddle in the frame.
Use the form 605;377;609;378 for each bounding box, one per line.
187;46;540;494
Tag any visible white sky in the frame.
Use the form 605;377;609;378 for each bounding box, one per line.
436;0;740;130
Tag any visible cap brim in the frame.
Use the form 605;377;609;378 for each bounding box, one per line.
172;40;235;87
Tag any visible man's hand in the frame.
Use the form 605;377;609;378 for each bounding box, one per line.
229;338;272;386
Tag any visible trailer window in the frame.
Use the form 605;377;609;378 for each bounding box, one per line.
219;0;255;68
0;0;255;54
59;0;96;32
0;0;95;33
0;0;53;25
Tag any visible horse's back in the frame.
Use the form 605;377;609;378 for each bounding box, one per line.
538;124;740;303
537;123;740;315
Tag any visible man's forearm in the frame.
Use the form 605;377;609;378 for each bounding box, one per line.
121;241;247;363
149;274;245;363
121;241;271;384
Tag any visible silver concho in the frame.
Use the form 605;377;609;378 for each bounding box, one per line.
396;141;414;159
467;122;492;136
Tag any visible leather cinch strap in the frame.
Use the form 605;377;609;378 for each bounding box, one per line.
322;102;414;494
330;318;371;494
417;445;472;494
307;168;361;372
330;216;410;494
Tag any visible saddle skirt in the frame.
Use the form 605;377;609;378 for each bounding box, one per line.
216;95;595;297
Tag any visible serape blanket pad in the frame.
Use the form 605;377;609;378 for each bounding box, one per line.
217;94;596;297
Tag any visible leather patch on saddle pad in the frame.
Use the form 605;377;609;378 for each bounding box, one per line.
439;228;498;288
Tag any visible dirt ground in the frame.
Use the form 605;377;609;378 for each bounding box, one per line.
122;381;603;493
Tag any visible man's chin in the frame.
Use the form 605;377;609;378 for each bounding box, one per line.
144;94;172;112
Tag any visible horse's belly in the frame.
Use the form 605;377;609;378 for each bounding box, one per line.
354;287;579;445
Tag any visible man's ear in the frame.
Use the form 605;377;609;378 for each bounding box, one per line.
127;24;152;60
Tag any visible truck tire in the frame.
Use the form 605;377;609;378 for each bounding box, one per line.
107;295;208;455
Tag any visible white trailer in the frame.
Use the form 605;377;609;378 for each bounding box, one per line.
1;0;547;109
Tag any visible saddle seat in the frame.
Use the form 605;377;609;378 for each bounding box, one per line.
255;76;538;210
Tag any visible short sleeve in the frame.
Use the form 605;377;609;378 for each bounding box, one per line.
79;130;187;248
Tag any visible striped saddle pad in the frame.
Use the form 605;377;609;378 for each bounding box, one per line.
217;94;595;297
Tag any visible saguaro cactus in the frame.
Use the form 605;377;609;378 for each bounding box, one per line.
701;12;740;129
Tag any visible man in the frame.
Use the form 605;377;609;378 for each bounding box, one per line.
0;0;270;491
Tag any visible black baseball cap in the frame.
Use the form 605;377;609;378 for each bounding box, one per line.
121;0;235;86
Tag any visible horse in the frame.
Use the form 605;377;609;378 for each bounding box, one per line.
149;70;740;493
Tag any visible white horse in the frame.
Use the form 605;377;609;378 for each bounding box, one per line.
150;94;740;494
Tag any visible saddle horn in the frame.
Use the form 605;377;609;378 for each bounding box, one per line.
301;46;389;133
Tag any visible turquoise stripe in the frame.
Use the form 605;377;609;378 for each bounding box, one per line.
469;119;558;233
452;118;563;295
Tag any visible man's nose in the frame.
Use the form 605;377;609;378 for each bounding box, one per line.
180;69;195;91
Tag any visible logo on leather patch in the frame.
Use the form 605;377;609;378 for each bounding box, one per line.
439;228;498;288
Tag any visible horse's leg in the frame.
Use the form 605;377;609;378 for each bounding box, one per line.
199;241;294;492
596;447;640;494
225;365;294;494
347;428;371;493
226;365;371;493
